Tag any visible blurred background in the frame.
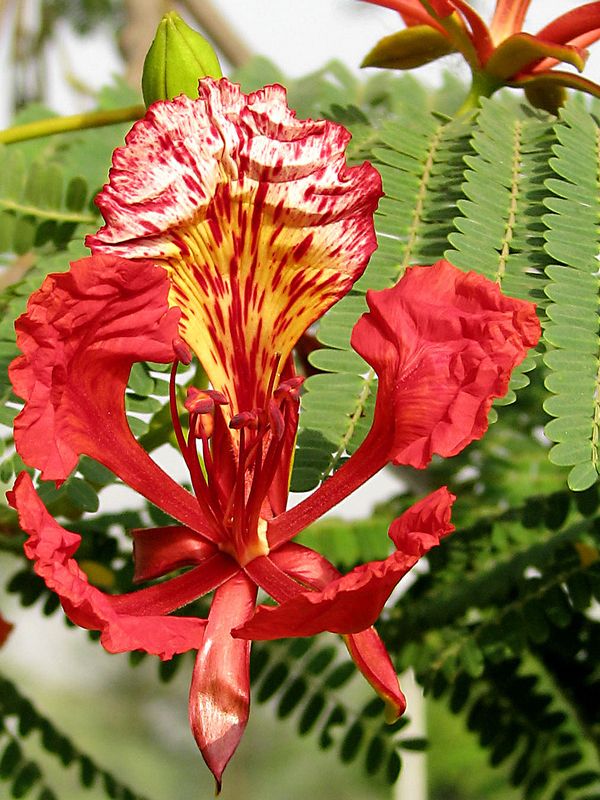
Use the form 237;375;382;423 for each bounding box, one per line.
0;1;597;798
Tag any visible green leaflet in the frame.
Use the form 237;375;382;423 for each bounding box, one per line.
249;636;410;785
0;674;153;800
445;97;552;403
542;101;600;491
0;146;95;254
384;485;600;800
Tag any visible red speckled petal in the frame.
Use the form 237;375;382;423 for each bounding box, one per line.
9;254;215;538
235;488;454;639
87;78;382;415
351;260;541;469
8;473;208;659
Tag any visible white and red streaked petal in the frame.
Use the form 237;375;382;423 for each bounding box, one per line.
236;488;455;639
189;572;257;791
7;473;210;659
9;254;216;539
87;78;382;417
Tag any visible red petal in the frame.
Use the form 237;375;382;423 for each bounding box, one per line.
87;78;381;419
270;542;341;588
345;629;406;720
489;0;531;42
236;488;454;639
189;573;257;791
8;473;208;659
535;2;600;46
0;613;13;648
446;0;493;62
531;30;600;74
351;260;541;469
132;525;216;582
360;0;447;32
10;254;215;538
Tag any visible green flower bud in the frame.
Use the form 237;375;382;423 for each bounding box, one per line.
142;12;222;106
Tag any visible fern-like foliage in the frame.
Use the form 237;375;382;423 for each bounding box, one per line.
0;147;94;255
291;94;600;496
0;674;153;800
291;111;474;491
543;102;600;491
249;635;423;784
381;485;600;799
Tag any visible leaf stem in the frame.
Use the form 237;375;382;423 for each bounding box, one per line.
0;104;145;145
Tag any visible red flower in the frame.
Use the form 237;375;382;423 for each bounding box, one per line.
361;0;600;112
0;613;12;648
7;78;540;788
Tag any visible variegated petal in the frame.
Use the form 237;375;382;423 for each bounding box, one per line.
88;79;381;416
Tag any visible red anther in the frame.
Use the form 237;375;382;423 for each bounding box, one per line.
185;387;215;415
274;376;304;400
207;390;228;406
268;399;285;439
185;387;229;415
172;337;192;365
229;410;259;430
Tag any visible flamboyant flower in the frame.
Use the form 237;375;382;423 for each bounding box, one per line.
361;0;600;113
7;78;540;788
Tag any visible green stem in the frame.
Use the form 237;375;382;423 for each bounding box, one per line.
0;104;145;145
455;71;501;117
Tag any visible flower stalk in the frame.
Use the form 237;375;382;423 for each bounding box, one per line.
0;105;145;145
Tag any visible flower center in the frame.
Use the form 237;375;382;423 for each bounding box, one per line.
169;351;302;566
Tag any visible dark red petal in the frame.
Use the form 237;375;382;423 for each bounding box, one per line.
269;542;341;588
8;473;207;659
236;488;454;639
10;254;215;538
132;525;217;582
189;572;257;791
351;260;541;469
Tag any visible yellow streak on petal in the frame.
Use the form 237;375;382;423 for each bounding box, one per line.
155;173;355;416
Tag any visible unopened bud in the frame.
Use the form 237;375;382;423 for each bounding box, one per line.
142;11;222;106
